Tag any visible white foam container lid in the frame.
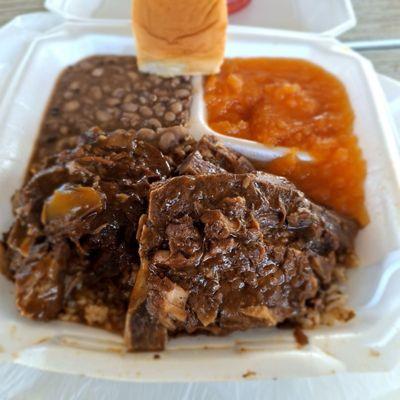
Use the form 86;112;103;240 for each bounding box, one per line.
44;0;356;37
0;15;400;381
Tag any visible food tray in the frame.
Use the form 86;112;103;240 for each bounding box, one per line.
44;0;356;36
0;20;400;382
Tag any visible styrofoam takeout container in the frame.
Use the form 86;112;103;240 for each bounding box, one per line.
0;17;400;381
44;0;356;36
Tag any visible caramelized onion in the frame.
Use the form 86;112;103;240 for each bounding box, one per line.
41;184;103;224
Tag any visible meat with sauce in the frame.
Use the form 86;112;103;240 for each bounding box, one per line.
4;127;172;331
125;173;358;351
1;127;358;347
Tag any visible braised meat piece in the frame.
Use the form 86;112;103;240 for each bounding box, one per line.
4;127;172;331
194;135;254;173
125;173;358;351
177;150;226;175
132;129;254;176
177;135;254;175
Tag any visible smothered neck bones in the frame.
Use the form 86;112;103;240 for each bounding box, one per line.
2;127;358;350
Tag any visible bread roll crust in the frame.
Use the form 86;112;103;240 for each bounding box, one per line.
132;0;228;76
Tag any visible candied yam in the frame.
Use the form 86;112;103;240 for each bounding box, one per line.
205;58;367;225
